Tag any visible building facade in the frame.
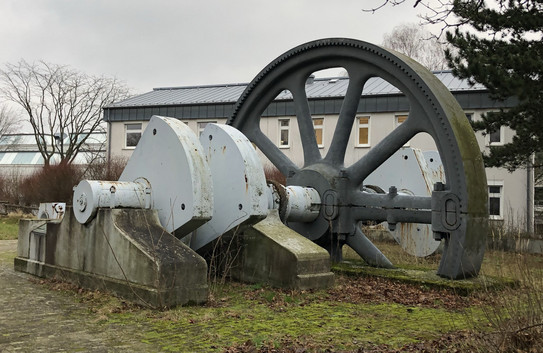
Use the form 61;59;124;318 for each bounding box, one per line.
103;72;532;232
0;133;107;177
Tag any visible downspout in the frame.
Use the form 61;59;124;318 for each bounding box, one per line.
104;108;112;162
527;154;535;233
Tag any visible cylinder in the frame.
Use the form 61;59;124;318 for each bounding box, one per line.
267;183;321;223
285;186;321;222
72;180;150;224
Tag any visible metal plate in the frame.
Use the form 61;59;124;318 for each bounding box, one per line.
190;123;268;250
119;116;213;236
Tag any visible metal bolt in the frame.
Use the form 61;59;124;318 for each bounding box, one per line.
77;194;87;212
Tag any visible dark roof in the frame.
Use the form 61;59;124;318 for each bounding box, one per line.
104;71;516;122
107;71;485;109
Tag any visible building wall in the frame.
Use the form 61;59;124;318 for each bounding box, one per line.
108;111;531;231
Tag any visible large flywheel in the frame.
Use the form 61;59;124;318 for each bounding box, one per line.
227;38;488;279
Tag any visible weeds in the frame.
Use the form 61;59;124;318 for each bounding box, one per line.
469;251;543;352
206;227;243;286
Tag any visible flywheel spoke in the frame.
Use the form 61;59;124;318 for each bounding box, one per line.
346;226;394;268
249;129;299;176
325;71;371;165
290;81;322;166
347;119;418;186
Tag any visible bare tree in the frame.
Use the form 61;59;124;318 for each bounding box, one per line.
0;60;129;165
0;104;20;137
382;23;449;71
365;1;474;37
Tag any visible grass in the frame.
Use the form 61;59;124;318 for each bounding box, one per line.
37;240;537;352
2;215;542;352
69;280;476;352
0;213;29;240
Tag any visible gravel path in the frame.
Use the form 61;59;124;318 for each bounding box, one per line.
0;240;156;353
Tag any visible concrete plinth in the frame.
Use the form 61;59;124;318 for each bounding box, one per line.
15;207;208;308
233;210;334;290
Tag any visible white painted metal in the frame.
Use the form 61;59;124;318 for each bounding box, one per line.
423;151;445;184
119;116;213;235
364;148;443;257
72;180;149;224
38;202;66;220
285;186;321;222
190;123;268;250
267;184;280;211
266;184;321;222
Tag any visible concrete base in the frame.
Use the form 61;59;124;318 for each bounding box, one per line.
233;210;334;290
15;207;208;308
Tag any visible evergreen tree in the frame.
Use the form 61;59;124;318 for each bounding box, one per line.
369;0;543;171
445;0;543;171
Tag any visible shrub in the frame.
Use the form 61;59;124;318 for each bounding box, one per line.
83;155;128;181
1;156;129;207
19;163;84;205
0;170;24;204
263;164;286;185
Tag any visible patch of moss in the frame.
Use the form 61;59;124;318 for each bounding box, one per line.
333;260;518;295
93;293;480;352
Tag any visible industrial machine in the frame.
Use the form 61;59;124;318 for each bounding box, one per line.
15;38;487;307
228;38;487;279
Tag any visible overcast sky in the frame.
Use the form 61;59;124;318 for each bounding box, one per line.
0;0;426;95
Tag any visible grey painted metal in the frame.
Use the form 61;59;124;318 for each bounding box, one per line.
228;38;488;279
119;116;214;235
364;148;443;257
189;123;269;251
346;227;394;268
72;180;150;224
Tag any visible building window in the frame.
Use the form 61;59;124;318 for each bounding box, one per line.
279;119;290;148
198;121;217;137
313;118;324;148
125;123;142;148
395;115;409;146
465;113;473;122
488;181;504;220
487;127;503;146
356;116;370;147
